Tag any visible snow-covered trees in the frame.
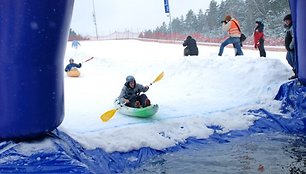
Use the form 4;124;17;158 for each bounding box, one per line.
143;0;290;41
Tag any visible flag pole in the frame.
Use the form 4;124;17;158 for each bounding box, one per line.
169;10;172;41
164;0;172;41
92;0;99;40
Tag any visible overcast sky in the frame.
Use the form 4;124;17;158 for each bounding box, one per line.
70;0;221;36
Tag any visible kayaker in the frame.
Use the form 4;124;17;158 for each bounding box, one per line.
64;58;82;72
118;75;151;108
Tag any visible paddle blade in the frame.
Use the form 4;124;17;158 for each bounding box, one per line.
152;71;164;83
100;108;118;122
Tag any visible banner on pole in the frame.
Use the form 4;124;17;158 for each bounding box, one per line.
164;0;170;13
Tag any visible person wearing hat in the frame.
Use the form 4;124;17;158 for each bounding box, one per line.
218;15;244;56
254;18;266;57
118;75;151;108
183;35;199;56
283;14;297;80
64;58;82;72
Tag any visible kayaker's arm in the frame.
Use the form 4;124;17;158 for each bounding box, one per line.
118;86;134;104
118;87;127;104
76;63;82;68
65;64;72;72
136;84;149;93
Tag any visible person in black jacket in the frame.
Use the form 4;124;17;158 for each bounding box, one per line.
283;14;297;80
183;36;199;56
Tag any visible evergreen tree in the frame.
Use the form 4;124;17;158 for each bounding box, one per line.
143;0;290;44
171;17;184;33
68;28;89;41
155;22;168;33
197;9;206;34
185;10;198;34
207;0;218;31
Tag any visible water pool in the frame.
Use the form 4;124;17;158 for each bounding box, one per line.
124;132;306;174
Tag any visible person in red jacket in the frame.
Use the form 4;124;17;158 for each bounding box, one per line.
254;18;266;57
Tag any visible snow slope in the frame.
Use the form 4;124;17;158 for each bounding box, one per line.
60;40;291;153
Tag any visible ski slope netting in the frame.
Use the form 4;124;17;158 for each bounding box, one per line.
0;80;305;173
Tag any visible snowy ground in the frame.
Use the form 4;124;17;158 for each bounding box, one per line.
60;40;291;153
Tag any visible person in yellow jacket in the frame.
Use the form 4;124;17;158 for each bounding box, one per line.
218;15;244;56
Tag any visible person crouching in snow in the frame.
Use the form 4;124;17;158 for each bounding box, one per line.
183;35;199;56
118;75;151;108
64;58;82;72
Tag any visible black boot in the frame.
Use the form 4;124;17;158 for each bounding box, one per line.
289;69;298;80
289;74;298;80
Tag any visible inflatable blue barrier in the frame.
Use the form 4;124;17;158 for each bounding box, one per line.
290;0;306;85
0;0;74;139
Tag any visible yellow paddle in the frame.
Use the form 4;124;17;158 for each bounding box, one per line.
150;71;164;85
100;71;164;122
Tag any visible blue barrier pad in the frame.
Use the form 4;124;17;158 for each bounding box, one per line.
0;81;305;173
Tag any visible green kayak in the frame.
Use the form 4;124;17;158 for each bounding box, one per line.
114;101;158;118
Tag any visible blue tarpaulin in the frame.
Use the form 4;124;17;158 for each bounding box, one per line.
0;80;305;173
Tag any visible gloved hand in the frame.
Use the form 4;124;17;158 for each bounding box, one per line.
124;99;130;104
255;42;260;49
79;63;82;66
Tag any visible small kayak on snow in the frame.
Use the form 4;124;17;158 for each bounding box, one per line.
114;100;158;118
67;68;80;77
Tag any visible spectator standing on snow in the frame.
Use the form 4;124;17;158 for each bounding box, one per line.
183;36;199;56
218;15;244;56
283;14;297;80
254;18;266;57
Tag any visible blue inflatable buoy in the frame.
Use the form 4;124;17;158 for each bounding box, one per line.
290;0;306;85
0;0;74;139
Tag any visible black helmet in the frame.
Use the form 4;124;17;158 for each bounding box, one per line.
255;18;263;24
283;14;291;21
126;75;135;83
69;58;74;63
